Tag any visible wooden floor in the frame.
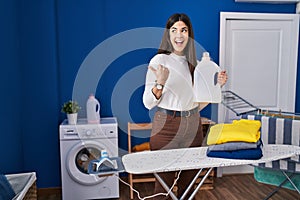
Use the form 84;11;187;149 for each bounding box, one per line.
38;174;300;200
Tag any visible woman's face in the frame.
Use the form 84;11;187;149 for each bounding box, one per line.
169;21;189;56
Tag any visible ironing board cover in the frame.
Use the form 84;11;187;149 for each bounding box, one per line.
122;145;300;174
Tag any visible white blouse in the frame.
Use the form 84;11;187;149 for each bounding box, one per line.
143;53;199;111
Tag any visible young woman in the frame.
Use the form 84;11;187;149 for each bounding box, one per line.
143;13;227;199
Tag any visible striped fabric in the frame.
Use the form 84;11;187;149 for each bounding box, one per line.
242;115;300;173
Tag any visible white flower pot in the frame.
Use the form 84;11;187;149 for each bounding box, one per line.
67;113;78;125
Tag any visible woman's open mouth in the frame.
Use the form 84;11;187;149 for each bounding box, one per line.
175;39;184;46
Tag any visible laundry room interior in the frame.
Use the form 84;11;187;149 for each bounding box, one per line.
2;0;300;199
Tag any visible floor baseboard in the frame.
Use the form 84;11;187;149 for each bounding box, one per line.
37;187;62;196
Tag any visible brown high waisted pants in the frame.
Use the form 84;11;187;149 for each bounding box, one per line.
149;109;203;200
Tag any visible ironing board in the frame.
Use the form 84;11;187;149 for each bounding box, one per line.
122;144;300;200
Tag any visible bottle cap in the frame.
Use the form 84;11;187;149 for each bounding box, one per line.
203;52;209;57
202;52;211;61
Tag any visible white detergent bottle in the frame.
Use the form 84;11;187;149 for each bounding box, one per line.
194;52;222;103
86;94;100;124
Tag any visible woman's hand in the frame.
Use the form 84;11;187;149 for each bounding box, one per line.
149;64;169;85
218;70;228;87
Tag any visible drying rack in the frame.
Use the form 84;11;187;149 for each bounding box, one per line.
222;90;300;199
221;90;300;119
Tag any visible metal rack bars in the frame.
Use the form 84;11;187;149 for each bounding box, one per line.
221;90;260;116
221;90;300;119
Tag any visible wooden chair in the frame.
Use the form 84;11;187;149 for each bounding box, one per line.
127;122;155;199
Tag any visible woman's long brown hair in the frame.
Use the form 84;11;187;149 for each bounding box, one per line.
157;13;197;82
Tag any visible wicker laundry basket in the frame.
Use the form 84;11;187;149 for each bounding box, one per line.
6;172;37;200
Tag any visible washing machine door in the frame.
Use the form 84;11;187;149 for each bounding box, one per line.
66;140;115;185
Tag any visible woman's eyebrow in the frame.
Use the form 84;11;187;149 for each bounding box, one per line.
182;27;188;31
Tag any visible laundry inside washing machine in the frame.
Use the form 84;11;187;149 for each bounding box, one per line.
76;147;101;174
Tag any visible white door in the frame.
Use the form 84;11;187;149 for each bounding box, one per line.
217;12;299;176
218;12;299;123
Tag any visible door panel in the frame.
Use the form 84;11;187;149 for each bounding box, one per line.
219;12;299;123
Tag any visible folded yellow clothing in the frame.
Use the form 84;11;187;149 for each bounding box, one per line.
207;119;261;145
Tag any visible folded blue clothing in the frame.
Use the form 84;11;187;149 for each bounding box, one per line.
206;145;263;160
0;174;15;200
208;140;261;152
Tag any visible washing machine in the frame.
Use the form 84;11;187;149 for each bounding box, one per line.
59;117;119;200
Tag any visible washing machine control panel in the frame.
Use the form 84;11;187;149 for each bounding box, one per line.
77;126;117;138
60;117;118;139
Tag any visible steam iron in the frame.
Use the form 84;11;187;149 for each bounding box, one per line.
88;149;120;176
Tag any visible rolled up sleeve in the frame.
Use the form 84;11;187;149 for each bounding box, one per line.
143;67;161;110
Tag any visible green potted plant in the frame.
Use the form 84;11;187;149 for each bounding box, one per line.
61;100;81;124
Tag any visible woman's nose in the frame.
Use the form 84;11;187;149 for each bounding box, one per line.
175;31;182;37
